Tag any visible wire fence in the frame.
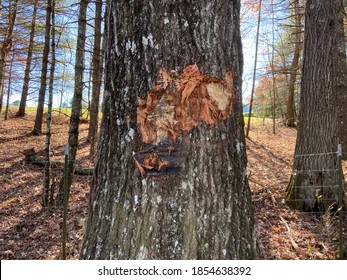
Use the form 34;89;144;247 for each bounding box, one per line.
1;143;346;259
285;144;346;259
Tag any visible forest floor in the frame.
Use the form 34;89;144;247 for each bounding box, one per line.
0;114;346;260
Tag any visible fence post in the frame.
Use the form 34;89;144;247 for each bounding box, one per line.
62;144;69;260
337;144;344;259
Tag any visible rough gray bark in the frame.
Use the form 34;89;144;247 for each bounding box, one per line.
286;0;346;211
81;1;258;260
16;0;39;117
336;0;347;159
88;0;103;158
32;0;52;135
0;0;18;113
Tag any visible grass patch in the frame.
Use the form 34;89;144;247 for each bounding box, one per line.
8;106;91;119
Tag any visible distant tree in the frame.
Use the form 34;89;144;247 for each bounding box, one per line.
246;0;262;138
4;51;14;120
16;0;39;117
87;0;103;158
56;0;89;205
81;0;258;259
286;0;346;211
11;100;20;106
32;0;52;135
0;0;18;113
286;0;303;127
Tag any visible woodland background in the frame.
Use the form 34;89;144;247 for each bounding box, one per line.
0;0;346;259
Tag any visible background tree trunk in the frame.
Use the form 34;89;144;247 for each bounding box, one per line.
0;0;18;113
16;0;39;118
286;0;302;127
286;0;346;212
4;52;14;120
246;0;262;138
88;0;103;158
81;0;258;260
56;0;89;205
32;0;52;135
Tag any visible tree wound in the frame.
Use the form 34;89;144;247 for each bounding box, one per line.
135;64;236;176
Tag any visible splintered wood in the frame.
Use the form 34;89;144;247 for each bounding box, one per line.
135;64;236;176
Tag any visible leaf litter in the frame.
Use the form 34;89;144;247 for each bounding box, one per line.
0;115;346;259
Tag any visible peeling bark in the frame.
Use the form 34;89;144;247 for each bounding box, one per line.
81;0;258;260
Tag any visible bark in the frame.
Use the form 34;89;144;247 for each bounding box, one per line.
88;0;103;158
81;1;258;260
16;0;39;117
4;53;14;121
56;0;89;205
271;1;276;134
286;0;346;211
0;0;18;113
32;0;52;135
43;0;56;208
286;0;302;127
336;0;347;159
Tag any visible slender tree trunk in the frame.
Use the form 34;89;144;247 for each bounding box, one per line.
286;0;346;212
88;0;103;158
32;0;52;135
246;0;262;138
81;0;258;260
286;0;302;127
16;0;39;117
43;0;56;209
0;0;18;113
86;52;92;119
56;0;89;205
271;0;276;134
58;65;66;116
5;54;14;121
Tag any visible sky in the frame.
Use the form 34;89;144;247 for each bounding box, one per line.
5;0;287;111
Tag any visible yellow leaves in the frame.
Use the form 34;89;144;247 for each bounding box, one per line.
0;196;17;209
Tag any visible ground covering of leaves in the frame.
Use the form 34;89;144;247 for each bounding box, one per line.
0;115;346;259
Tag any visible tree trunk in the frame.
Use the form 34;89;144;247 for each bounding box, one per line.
336;0;347;159
246;0;262;138
0;0;18;113
56;0;89;205
16;0;39;117
32;0;52;135
4;53;14;121
81;0;258;260
88;0;103;158
286;0;346;212
43;0;56;209
286;0;302;128
271;1;276;134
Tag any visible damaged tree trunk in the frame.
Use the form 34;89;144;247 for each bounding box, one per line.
81;1;258;259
